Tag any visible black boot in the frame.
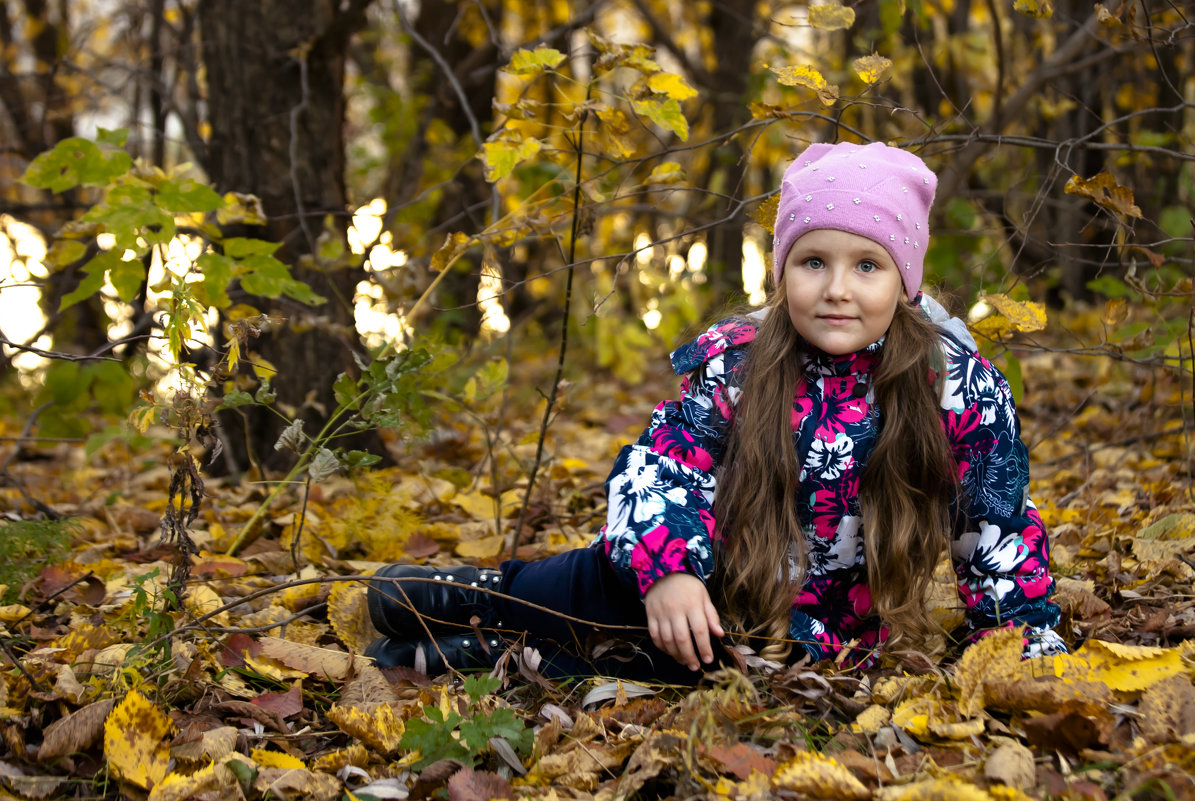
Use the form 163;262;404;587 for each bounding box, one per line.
365;633;505;675
367;564;503;639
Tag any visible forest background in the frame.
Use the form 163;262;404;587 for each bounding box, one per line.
1;1;1194;800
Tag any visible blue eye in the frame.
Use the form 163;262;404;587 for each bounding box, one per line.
858;260;878;273
804;257;825;270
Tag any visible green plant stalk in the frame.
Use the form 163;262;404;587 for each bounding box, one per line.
224;381;379;556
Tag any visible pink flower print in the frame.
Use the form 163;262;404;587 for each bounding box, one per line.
699;508;718;541
650;427;714;471
847;582;873;617
792;394;813;430
629;524;690;594
809;389;868;442
944;408;983;446
811;485;851;539
1014;556;1051;599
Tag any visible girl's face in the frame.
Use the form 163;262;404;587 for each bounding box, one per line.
783;229;904;355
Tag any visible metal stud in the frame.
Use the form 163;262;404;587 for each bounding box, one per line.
827;176;836;182
826;203;834;210
789;213;796;221
853;198;861;204
804;216;811;223
896;214;902;221
873;215;880;222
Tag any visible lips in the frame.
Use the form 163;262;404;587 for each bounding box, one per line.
818;315;856;325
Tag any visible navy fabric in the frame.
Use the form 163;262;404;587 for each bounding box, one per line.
493;547;716;684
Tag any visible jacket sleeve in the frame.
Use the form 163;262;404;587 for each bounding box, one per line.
941;338;1067;658
595;319;755;598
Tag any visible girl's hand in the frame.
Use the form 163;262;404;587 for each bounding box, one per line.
644;572;725;671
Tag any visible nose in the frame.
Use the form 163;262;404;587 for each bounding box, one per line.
824;265;851;299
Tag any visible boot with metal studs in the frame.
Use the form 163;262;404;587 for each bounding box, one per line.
364;633;505;675
367;564;503;640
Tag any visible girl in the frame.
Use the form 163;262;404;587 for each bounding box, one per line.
365;141;1067;681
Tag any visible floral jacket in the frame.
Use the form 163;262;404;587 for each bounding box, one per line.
595;309;1066;664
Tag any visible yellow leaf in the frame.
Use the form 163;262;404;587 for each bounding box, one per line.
929;716;986;739
243;653;308;681
430;232;472;273
646;72;697;101
954;626;1026;718
218;191;267;226
772;750;870;799
1064;172;1142;218
329;577;379;655
852;53;893;84
855;704;891;735
1101;297;1128;326
104;691;175;790
1013;0;1054;18
503;46;566;76
881;775;996;800
455;534;506;559
1054;639;1185;693
327;700;405;753
183;584;228;627
646;161;688;185
0;604;31;623
749;195;780;236
770;65;840;106
254;767;342;801
629;96;689;140
480;135;542;182
252;748;306;769
808;3;856;30
971;294;1047;340
148;759;240;801
891;695;942;738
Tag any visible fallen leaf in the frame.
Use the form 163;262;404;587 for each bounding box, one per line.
103;690;174;790
772;750;871;799
38;698;115;761
447;767;513;801
984;741;1036;789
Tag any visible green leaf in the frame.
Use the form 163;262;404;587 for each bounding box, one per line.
340;450;381;470
333;372;360;408
59;251;119;310
197;252;234;308
45;239;88;269
480;136;543;182
217;390;256;410
96;128;130;147
503;46;566;76
22;137;132;192
223;237;282;259
109;257;147;302
240;254;325;304
629;97;689;140
463;674;501;702
156;177;224;213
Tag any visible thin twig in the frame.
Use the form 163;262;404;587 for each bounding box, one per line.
510;96;587;559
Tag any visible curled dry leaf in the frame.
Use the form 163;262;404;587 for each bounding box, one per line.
37;697;116;761
771;750;871;800
328;576;380;655
984;741;1037;789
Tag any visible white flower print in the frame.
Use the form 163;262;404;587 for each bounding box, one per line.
806;432;854;480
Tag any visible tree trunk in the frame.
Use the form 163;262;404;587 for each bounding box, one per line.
198;0;378;474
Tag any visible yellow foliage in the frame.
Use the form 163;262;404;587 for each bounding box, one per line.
1054;639;1186;693
954;626;1026;717
327;701;405;753
971;294;1047;340
1064;172;1142;219
808;3;856;30
328;577;378;655
853;53;893;84
646;72;697;101
251;748;306;769
455;533;506;559
104;690;174;790
1012;0;1053;18
183;584;227;627
770;64;840;106
771;750;870;799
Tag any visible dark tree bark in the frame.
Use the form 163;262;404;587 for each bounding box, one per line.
198;0;378;473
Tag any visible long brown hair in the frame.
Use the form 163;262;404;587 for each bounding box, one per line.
711;292;957;662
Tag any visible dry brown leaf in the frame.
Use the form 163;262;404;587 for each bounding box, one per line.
447;767;513;801
148;759;245;801
328;575;379;654
253;767;341;801
1137;674;1195;743
257;634;370;681
38;697;116;761
170;724;237;763
614;732;679;798
703;741;777;780
983;676;1112;716
983;741;1036;789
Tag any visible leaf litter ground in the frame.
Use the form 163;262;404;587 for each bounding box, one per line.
1;313;1193;801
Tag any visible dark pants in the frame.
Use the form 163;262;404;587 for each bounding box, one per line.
492;546;713;684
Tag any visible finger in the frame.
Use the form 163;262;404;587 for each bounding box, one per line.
671;615;699;671
705;599;725;638
688;611;713;665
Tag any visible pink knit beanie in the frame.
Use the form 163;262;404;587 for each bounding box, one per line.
772;141;937;301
